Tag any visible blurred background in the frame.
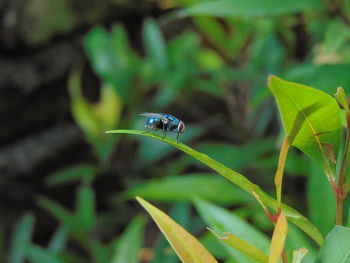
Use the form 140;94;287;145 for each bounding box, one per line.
1;0;350;262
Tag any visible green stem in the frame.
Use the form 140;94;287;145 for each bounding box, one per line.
336;127;350;225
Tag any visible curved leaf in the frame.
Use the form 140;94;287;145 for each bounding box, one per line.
136;197;218;263
268;75;341;169
106;130;324;245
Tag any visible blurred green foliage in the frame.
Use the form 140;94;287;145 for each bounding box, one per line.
5;0;350;262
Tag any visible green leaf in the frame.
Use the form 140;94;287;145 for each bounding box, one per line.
48;225;68;252
106;129;324;245
292;248;308;263
68;67;101;137
26;244;64;263
335;87;350;112
324;19;350;54
177;0;324;18
307;163;335;236
268;212;288;263
84;26;137;101
286;224;317;263
9;213;35;263
283;63;350;95
268;75;341;169
124;173;251;204
315;226;350;262
143;19;169;74
209;230;268;263
194;199;269;263
45;164;97;186
76;186;96;230
111;216;146;263
136;197;218;263
151;203;191;263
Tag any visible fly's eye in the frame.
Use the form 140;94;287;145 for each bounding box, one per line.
178;121;185;133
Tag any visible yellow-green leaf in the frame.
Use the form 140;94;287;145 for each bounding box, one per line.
268;212;288;263
335;87;349;112
268;75;341;170
136;197;218;263
107;130;324;246
208;229;268;263
292;248;308;263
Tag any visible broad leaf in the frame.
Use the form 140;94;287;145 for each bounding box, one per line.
268;212;288;263
315;226;350;262
136;197;218;263
107;130;324;245
177;0;323;18
268;75;341;169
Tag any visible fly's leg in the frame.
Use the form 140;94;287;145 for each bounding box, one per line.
176;132;180;143
162;126;167;139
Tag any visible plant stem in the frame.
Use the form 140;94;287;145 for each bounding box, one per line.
275;137;290;209
282;250;288;263
336;127;350;225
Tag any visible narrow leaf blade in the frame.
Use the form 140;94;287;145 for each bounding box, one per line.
136;197;218;263
212;231;268;263
268;212;288;263
107;130;324;246
9;213;35;263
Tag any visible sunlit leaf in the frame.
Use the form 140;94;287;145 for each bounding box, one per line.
268;75;341;170
136;197;218;263
107;130;324;245
208;229;268;263
151;203;190;263
268;212;288;263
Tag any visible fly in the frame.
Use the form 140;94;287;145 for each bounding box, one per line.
140;113;185;143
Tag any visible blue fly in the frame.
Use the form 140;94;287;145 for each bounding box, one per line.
140;113;185;142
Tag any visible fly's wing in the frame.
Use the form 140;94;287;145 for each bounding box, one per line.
139;113;169;123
